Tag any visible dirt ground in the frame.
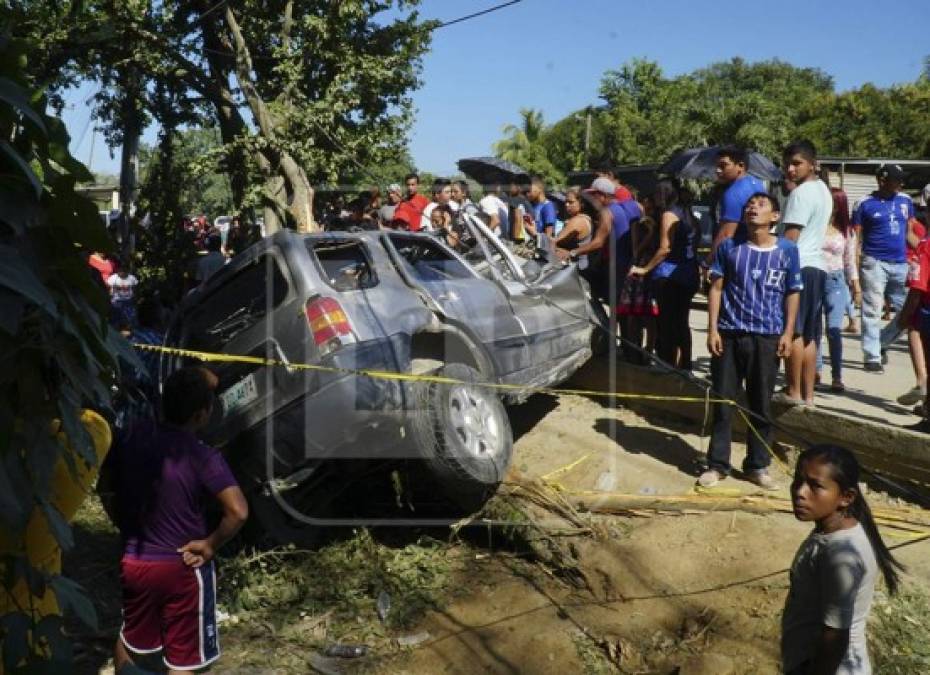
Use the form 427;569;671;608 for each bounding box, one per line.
370;392;930;675
67;375;930;674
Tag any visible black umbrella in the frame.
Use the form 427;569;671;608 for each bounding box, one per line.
658;146;783;182
457;157;530;187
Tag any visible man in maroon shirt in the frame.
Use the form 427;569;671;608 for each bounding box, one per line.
98;367;248;673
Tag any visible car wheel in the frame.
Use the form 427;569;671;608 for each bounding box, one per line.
412;362;513;512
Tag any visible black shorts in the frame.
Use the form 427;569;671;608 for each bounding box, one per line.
796;267;826;342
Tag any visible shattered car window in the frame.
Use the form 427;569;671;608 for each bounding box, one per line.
309;239;378;291
388;234;474;282
185;255;288;351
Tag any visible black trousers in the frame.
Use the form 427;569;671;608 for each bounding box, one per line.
708;332;779;475
655;277;696;370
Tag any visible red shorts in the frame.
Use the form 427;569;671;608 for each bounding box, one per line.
120;556;220;670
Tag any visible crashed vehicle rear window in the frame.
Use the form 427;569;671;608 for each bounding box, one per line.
185;255;289;352
309;239;378;291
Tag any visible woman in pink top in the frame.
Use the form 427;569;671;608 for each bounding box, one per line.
817;190;859;392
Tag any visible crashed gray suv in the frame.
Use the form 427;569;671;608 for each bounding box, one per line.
162;215;597;542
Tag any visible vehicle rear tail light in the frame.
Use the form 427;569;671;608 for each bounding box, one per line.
305;296;354;356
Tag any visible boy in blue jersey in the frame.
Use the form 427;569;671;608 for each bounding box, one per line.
699;193;802;490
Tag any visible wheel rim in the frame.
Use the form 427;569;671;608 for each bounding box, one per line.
448;384;503;459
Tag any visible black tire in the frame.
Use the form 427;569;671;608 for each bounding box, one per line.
228;433;340;548
411;362;513;512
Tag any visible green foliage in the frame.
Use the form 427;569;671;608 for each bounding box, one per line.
0;33;127;667
501;57;930;181
12;1;435;229
493;108;565;185
869;586;930;674
140;127;235;218
801;81;930;157
222;530;457;645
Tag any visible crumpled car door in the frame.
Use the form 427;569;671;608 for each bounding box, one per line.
457;215;592;368
384;233;528;376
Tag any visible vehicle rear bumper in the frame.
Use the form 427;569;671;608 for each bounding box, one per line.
259;335;420;466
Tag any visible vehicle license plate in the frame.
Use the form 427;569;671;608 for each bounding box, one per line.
221;373;258;413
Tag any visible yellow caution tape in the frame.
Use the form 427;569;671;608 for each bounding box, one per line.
134;342;735;404
135;343;930;538
541;453;592;481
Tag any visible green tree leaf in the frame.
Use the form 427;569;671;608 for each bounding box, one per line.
49;576;98;631
1;612;31;673
0;246;57;317
0;76;47;135
0;141;43;198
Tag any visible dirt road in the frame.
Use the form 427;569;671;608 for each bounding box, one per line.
70;362;930;674
382;381;930;675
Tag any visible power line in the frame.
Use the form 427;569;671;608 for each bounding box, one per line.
434;0;523;29
197;0;227;22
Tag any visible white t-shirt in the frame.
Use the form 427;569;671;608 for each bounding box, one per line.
781;523;878;675
421;202;439;231
782;178;832;270
107;273;138;302
479;194;509;236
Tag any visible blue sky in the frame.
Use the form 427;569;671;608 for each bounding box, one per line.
63;0;928;178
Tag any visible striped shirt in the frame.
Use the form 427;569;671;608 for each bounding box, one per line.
711;238;803;335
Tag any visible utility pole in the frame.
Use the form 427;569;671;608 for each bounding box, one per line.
87;127;95;175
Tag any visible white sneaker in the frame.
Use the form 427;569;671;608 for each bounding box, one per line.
748;470;779;491
697;469;723;488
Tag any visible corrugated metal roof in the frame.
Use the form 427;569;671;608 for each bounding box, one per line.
836;173;878;213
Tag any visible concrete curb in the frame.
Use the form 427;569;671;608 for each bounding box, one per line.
568;357;930;488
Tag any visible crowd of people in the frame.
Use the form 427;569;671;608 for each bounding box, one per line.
85;144;930;675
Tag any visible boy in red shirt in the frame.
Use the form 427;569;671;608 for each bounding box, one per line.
900;238;930;432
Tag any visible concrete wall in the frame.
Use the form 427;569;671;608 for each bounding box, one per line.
569;357;930;490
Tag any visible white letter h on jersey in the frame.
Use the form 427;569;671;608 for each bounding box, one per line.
764;269;785;287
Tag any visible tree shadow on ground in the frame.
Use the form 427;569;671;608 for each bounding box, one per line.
507;393;559;443
592;417;705;478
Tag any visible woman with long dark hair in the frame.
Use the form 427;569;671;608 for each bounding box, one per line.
553;187;593;271
782;444;904;675
816;189;860;392
628;179;699;370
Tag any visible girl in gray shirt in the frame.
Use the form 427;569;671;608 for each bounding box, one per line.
783;445;905;674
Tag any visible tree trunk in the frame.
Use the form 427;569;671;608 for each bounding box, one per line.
263;175;286;234
118;67;143;259
201;20;251;210
223;5;317;232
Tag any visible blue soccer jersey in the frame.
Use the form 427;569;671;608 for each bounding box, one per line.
852;191;914;263
711;238;803;335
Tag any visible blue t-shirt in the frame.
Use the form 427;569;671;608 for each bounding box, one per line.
852;191;914;263
533;200;558;234
720;174;765;237
607;201;632;272
711;237;803;335
618;197;642;225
